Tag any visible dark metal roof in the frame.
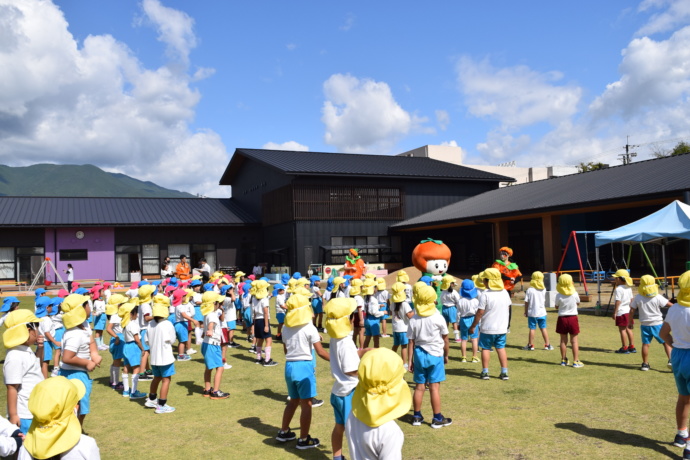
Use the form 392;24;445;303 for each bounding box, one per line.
0;197;257;227
219;148;515;185
393;153;690;229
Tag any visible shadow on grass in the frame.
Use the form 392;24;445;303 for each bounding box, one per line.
177;379;205;396
238;416;330;459
93;375;112;388
232;352;259;363
254;388;289;403
579;346;617;353
555;422;676;458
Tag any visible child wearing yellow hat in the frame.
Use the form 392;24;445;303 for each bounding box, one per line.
555;274;583;368
346;348;411;459
390;282;414;370
631;275;673;371
397;270;413;302
661;271;690;453
18;376;101;459
105;294;128;390
469;268;511;380
59;294;102;427
276;293;330;450
349;279;365;349
252;280;278;367
136;284;156;381
612;268;637;354
375;278;391;338
3;310;44;434
118;302;147;400
363;279;385;349
324;298;364;460
522;271;553;352
440;275;462;343
144;301;177;414
310;276;325;333
408;284;452;428
201;292;230;399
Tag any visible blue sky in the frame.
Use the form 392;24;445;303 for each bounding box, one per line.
1;0;690;196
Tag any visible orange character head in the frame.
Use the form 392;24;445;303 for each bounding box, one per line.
412;238;451;276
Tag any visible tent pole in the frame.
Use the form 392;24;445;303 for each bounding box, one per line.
594;246;601;309
639;244;659;279
662;242;668;297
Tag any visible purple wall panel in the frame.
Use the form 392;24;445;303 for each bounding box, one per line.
45;228;115;282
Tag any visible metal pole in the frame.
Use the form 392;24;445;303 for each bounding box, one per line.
596;247;601;309
639;244;659;279
662;242;668;297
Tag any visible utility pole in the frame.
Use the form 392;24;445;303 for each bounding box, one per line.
619;136;638;165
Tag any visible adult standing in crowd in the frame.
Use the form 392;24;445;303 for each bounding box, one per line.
175;255;191;281
492;247;521;330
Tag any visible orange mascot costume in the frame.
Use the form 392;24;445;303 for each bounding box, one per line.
411;238;451;313
344;248;366;279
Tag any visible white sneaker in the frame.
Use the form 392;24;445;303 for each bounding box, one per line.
187;348;197;355
223;363;233;369
98;345;109;351
155;404;176;414
50;368;59;377
144;398;158;409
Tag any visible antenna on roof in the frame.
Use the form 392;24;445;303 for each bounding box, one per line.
497;160;515;167
619;136;638;165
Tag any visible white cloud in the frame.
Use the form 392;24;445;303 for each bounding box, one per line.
286;43;296;51
0;0;227;197
340;13;355;31
637;0;690;36
262;141;309;151
435;110;450;130
139;0;196;65
321;73;424;153
456;56;582;129
440;140;458;147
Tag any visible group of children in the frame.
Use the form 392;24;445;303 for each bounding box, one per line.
4;260;690;460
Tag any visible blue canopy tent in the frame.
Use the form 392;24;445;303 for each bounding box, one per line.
593;200;690;305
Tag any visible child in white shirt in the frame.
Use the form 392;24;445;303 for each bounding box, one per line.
612;269;636;354
201;292;229;399
311;277;324;333
523;271;552;351
390;282;414;369
275;284;287;341
440;276;461;343
144;302;177;414
119;304;145;400
631;275;673;371
555;274;583;367
37;300;59;379
362;280;384;349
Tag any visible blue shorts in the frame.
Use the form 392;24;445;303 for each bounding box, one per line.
123;341;142;368
242;307;253;324
442;306;458;324
364;316;381;337
479;333;507;351
109;333;125;360
331;390;354;425
93;314;107;331
59;369;92;415
194;306;203;322
53;327;65;349
202;342;223;370
641;324;665;345
285;360;317;400
380;305;390;320
167;313;176;323
393;332;408;346
528;316;547;330
140;329;150;352
175;322;189;342
460;316;479;340
42;342;53;362
311;298;323;314
152;363;176;378
412;346;445;384
276;313;285;325
226;320;236;330
19;418;31;435
672;348;690;395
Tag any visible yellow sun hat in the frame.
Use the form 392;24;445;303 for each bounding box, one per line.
613;268;633;287
296;277;310;287
286;278;298;294
331;277;346;292
106;293;128;316
23;376;86;459
252;279;270;300
152;294;170;319
153;293;171;307
325;298;357;338
191;275;203;281
183;288;195;302
390;282;406;303
349;278;363;296
365;272;376;280
362;279;376;296
118;302;137;328
285;294;313;327
376;277;386;291
557;273;576;296
414;284;437;317
61;294;89;329
396;270;409;283
234;271;246;284
3;310;39;349
472;273;486;290
638;275;658;297
351;348;412;428
483;268;504;291
293;286;312;297
201;291;219;316
678;271;690;307
440;275;456;291
530;271;545;290
138;284;156;303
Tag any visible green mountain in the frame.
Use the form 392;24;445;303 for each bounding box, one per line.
0;164;195;198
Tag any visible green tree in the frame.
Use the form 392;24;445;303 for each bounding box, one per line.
577;161;607;173
652;141;690;158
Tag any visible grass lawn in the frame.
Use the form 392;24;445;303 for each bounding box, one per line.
0;297;682;459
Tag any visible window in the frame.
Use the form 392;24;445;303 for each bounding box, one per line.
60;249;88;261
167;244;190;272
0;247;14;279
142;244;159;275
327;236;402;265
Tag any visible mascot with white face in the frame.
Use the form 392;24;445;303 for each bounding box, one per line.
411;238;451;313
